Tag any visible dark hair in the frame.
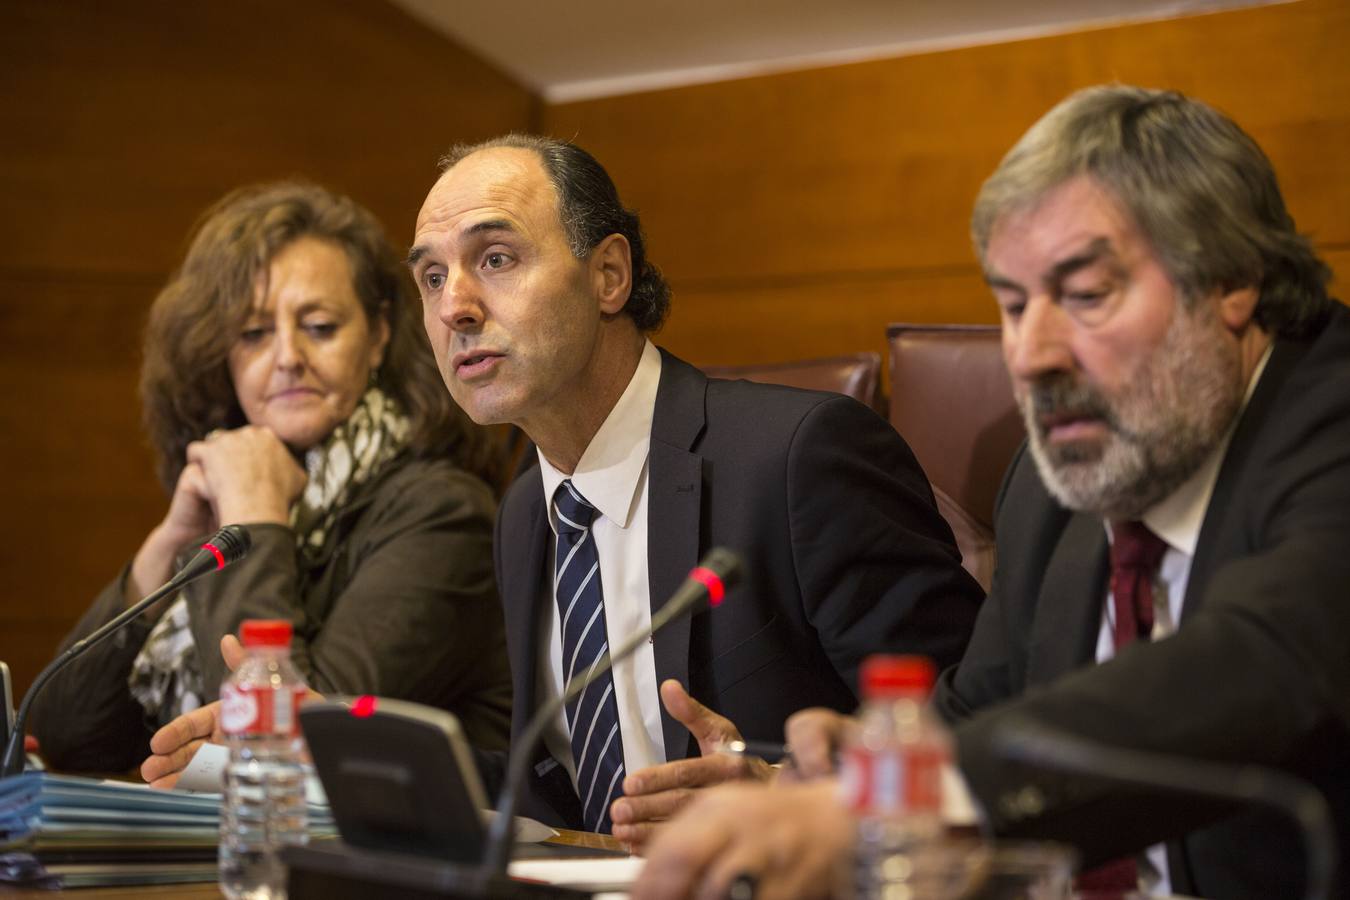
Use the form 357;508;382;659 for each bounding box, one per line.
141;181;498;490
439;134;672;332
972;85;1333;337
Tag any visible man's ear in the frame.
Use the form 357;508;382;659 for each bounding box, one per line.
1216;284;1260;333
590;233;633;315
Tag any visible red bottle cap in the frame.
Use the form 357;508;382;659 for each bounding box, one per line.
860;654;935;699
239;619;293;648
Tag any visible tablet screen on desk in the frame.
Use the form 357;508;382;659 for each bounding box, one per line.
300;696;492;864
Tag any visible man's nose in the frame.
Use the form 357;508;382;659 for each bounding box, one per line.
438;268;484;333
1004;296;1074;383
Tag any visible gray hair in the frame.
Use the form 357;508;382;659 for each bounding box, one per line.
438;134;671;333
971;85;1332;337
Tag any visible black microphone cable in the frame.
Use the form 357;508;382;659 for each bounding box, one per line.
1;525;252;777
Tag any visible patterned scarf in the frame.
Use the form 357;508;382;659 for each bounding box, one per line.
128;386;410;725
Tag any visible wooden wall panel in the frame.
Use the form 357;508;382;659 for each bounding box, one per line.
0;1;534;702
659;270;990;366
0;2;536;275
541;0;1350;366
4;0;1347;713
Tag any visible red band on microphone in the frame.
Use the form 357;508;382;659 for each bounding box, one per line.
201;542;227;570
350;695;378;718
690;566;725;607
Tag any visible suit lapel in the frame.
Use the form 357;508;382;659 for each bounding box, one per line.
502;471;552;742
1169;338;1305;896
1184;336;1299;620
1026;511;1109;685
648;350;707;759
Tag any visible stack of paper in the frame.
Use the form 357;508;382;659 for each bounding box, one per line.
0;772;335;889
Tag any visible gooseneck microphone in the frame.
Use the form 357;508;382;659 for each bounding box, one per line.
994;717;1339;900
1;525;253;777
481;547;742;876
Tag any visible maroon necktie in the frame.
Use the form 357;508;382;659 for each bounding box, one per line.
1076;521;1169;897
1107;520;1168;649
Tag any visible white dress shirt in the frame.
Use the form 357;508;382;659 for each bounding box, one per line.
535;340;667;791
1095;346;1271;895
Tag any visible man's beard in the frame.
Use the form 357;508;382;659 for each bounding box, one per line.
1020;304;1245;521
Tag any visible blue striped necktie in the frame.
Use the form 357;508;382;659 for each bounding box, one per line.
552;479;626;833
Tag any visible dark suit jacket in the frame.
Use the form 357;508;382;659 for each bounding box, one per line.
934;305;1350;899
487;349;984;827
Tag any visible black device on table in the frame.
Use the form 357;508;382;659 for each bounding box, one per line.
293;697;613;899
288;547;743;899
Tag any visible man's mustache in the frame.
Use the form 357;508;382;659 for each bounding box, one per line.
1025;376;1120;433
1023;375;1159;448
1031;377;1107;418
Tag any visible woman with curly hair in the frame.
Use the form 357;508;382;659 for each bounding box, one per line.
30;182;512;771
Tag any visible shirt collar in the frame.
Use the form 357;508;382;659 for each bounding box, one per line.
538;340;662;532
1138;344;1273;556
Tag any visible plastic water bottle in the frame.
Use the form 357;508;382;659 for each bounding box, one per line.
841;655;950;899
218;619;310;900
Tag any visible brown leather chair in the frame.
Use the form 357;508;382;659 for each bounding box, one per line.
887;324;1025;593
702;352;883;412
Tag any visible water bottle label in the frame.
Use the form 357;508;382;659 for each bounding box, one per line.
220;683;257;734
840;745;944;814
220;683;306;736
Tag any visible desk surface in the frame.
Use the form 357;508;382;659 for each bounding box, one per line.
0;829;626;897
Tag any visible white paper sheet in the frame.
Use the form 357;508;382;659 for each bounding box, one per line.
508;856;644;890
175;741;328;806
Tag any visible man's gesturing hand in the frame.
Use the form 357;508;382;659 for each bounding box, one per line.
631;780;850;900
610;680;773;851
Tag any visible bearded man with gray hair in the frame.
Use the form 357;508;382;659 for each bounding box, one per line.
632;85;1350;900
933;83;1349;900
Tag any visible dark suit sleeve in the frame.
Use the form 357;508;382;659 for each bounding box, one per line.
931;442;1052;724
953;381;1350;865
186;466;510;748
28;569;159;772
473;745;508;800
786;396;985;692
